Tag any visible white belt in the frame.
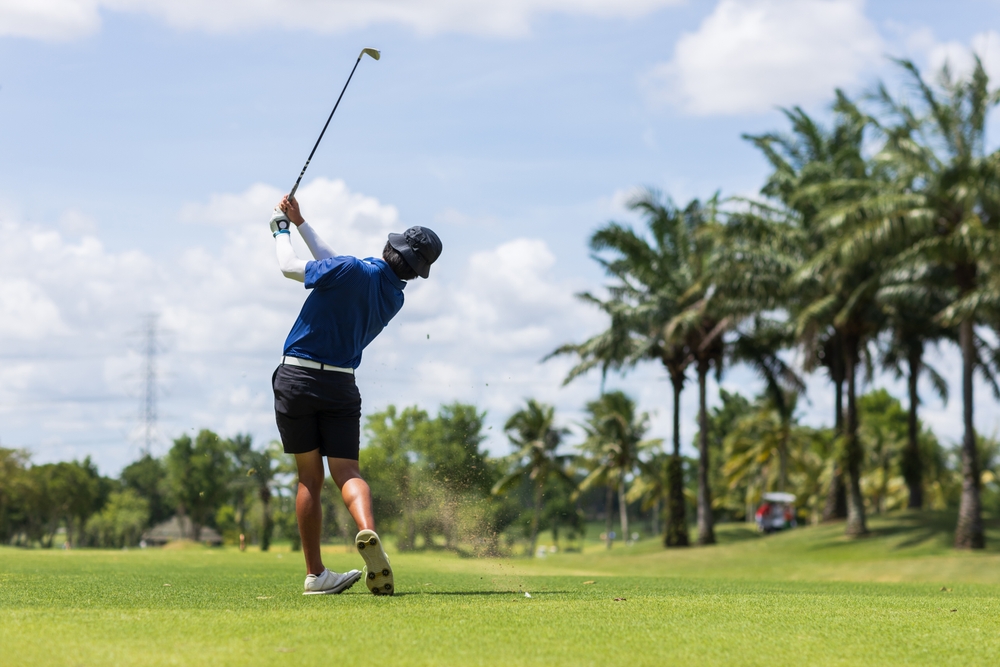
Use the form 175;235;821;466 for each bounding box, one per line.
281;355;354;374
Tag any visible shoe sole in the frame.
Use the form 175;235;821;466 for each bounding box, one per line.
302;570;362;595
356;530;394;596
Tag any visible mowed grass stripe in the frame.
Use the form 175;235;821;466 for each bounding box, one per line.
3;579;999;666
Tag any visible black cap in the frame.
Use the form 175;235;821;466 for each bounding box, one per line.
387;226;442;279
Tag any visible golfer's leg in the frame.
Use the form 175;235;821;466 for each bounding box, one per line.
294;450;326;575
327;457;374;532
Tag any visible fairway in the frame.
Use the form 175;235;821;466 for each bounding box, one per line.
3;514;1000;666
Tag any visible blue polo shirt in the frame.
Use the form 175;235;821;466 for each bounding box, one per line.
282;256;405;369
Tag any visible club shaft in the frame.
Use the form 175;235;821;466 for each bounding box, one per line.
288;55;363;200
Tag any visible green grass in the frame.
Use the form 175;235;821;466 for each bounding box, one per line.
4;512;1000;666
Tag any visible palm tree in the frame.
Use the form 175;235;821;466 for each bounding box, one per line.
796;239;887;539
577;391;655;549
550;191;708;548
683;208;808;544
875;263;953;508
896;59;1000;549
492;400;572;557
661;210;724;546
743;114;851;522
830;57;1000;547
746;101;873;517
745;94;884;537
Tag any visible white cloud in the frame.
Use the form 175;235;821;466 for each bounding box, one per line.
397;237;593;355
1;0;683;41
924;30;1000;83
0;178;606;470
0;0;100;40
57;209;98;236
644;0;882;115
180;178;399;271
0;279;67;338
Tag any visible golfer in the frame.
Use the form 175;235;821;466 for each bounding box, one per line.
269;195;442;596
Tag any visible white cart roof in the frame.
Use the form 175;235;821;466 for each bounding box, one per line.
762;492;797;503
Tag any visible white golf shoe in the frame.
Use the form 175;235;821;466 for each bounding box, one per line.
355;529;394;596
303;568;362;595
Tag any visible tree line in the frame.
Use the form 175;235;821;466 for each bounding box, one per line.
0;403;586;554
7;384;994;557
551;56;1000;549
0;431;289;550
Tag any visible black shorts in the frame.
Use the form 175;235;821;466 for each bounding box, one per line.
272;364;362;460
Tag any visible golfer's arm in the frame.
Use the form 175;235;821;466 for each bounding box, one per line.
274;233;306;282
297;221;337;260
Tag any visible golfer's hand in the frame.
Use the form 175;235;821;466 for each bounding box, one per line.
280;196;305;226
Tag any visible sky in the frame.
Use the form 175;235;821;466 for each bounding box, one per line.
2;0;1000;475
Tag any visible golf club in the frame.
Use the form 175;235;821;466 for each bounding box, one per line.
287;47;380;200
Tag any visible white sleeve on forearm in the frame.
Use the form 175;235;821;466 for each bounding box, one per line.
297;221;337;260
275;233;307;283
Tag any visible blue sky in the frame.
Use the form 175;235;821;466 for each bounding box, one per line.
2;0;1000;474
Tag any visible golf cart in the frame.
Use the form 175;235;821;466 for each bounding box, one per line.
755;492;797;533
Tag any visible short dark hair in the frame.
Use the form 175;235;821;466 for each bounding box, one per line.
383;241;418;280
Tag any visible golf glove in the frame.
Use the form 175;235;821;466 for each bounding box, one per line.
270;208;292;237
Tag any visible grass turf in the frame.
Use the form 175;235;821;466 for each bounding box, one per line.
3;512;1000;666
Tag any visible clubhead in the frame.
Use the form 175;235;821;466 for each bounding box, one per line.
361;48;380;61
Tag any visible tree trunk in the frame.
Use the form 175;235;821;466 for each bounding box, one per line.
259;488;273;552
651;497;661;536
604;483;614;550
822;376;847;522
955;318;984;548
821;465;845;522
618;479;629;543
844;341;867;537
529;480;543;557
665;456;688;546
665;375;689;547
902;348;924;509
779;424;789;493
696;360;715;545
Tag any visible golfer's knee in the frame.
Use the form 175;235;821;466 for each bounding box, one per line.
298;474;324;496
293;451;326;496
328;459;364;490
333;471;365;491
